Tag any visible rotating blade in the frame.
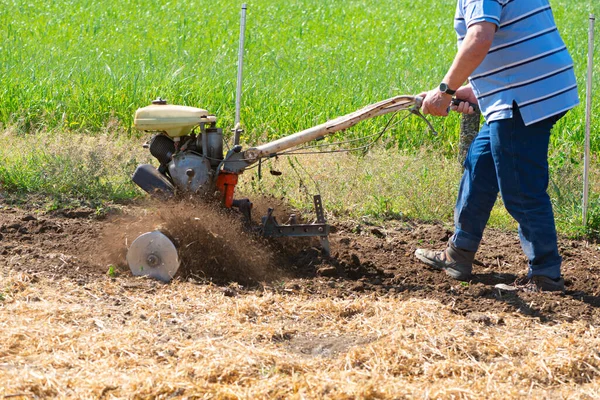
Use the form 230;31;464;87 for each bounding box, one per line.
127;231;180;282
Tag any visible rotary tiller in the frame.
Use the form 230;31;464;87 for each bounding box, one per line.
126;95;427;282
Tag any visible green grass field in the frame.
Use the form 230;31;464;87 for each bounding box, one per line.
0;0;599;235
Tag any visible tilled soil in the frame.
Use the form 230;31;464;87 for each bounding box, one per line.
1;200;599;325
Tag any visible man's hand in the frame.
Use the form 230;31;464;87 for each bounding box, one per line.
450;85;479;115
420;88;453;116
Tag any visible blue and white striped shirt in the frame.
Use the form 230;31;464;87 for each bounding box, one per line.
455;0;579;125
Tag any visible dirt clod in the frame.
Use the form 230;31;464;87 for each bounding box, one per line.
317;266;337;277
222;287;237;297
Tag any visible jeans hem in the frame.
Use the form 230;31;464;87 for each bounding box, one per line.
528;261;562;280
452;230;480;253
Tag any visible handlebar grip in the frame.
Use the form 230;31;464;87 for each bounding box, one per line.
451;98;479;113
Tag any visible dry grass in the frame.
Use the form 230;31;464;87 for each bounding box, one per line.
238;146;600;236
238;148;463;222
1;269;599;399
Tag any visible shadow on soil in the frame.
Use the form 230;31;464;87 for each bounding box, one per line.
273;231;600;325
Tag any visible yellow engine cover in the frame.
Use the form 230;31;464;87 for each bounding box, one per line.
134;104;216;137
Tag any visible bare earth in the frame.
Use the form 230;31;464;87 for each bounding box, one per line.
1;200;600;398
2;201;599;324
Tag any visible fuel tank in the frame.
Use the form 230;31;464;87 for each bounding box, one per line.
134;103;216;137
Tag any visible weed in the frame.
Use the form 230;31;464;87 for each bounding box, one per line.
584;203;600;239
0;131;148;208
107;265;117;278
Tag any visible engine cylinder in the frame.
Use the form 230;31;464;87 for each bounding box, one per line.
150;135;176;166
205;128;224;167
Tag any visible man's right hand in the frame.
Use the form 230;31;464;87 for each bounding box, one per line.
419;88;453;117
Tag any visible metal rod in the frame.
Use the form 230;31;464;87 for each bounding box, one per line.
583;14;595;226
246;96;418;160
233;4;247;146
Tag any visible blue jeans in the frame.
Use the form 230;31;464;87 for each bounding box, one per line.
452;104;565;279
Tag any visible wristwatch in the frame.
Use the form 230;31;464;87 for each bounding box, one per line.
439;82;456;95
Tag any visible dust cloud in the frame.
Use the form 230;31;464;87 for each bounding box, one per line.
98;198;283;285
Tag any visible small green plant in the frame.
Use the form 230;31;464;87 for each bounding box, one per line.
107;265;117;278
0;292;5;301
584;204;600;240
0;131;146;208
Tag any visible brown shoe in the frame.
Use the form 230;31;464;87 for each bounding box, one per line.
414;243;474;281
495;276;565;292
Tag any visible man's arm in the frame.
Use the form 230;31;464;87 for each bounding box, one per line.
421;22;496;116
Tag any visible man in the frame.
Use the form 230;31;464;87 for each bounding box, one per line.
414;0;579;291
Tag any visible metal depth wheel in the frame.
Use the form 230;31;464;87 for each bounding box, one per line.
126;231;180;282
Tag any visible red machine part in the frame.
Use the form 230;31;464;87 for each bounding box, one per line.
215;171;239;208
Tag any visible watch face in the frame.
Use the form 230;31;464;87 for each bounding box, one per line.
439;83;454;95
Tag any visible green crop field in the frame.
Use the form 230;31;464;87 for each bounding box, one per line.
0;0;599;234
1;0;598;144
